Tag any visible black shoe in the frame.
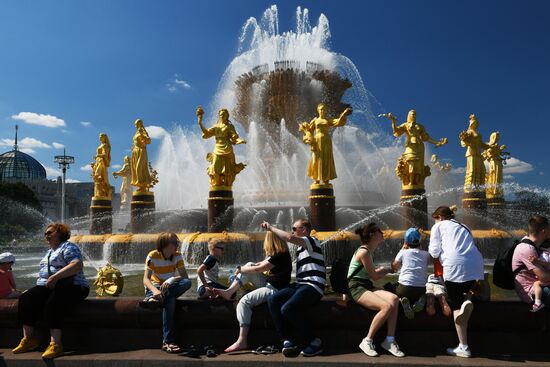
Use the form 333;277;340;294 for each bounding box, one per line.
282;340;299;357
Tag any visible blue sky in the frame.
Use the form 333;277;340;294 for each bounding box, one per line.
0;0;548;190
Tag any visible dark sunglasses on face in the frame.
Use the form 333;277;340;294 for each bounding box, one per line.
292;226;304;232
215;246;225;251
44;230;55;236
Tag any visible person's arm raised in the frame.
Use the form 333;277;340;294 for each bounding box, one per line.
261;221;307;247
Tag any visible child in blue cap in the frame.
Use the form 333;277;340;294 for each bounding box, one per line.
391;228;430;319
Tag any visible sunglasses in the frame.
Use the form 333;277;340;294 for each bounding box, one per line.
215;246;225;251
44;230;55;236
292;226;305;232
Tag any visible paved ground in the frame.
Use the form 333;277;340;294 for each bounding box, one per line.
1;349;549;367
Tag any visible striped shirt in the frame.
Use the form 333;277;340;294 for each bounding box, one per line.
145;250;184;286
296;236;326;295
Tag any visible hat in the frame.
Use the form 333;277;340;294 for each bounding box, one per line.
404;228;421;245
0;252;15;264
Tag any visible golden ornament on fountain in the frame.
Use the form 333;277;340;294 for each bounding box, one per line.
94;263;124;297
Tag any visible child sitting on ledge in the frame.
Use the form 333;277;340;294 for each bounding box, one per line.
391;228;429;319
0;252;20;299
197;239;228;299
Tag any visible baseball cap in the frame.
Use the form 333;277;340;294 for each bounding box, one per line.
404;228;421;245
0;252;15;264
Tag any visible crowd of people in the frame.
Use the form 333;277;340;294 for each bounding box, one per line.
2;209;550;359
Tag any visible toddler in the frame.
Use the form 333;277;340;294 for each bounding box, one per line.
0;252;21;299
528;242;550;312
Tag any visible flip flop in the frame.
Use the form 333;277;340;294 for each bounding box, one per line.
261;345;279;355
162;343;182;354
252;345;266;355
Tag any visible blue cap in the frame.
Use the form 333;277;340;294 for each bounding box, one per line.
404;228;421;245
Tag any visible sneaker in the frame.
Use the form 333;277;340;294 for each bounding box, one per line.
359;338;378;357
42;342;63;359
446;345;471;358
400;297;414;319
455;300;474;325
301;338;323;357
12;337;40;354
530;303;545;313
413;296;426;312
282;340;299;357
381;339;405;357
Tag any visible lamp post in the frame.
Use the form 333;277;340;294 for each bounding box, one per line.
54;149;74;223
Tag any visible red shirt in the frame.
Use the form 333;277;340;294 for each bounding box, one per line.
0;270;15;298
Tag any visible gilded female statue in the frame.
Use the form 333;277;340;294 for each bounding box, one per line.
459;114;489;192
113;155;132;207
131;119;152;193
299;103;352;186
386;110;447;188
483;131;507;199
92;133;112;198
197;106;246;189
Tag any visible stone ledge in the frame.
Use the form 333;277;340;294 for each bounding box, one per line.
1;298;549;354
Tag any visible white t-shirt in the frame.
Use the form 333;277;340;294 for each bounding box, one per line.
429;219;484;282
395;248;430;287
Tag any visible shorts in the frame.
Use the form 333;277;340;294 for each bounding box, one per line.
426;282;446;296
445;280;475;311
348;278;374;303
396;283;426;302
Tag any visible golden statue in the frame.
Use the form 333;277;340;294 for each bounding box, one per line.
113;155;132;208
197;106;246;189
299;103;352;187
92;133;112;199
483;131;507;199
94;263;124;296
131;119;155;193
386;110;447;189
459;114;489;192
431;154;452;173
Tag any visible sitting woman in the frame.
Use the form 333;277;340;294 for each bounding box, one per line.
143;232;192;353
349;223;404;358
215;231;292;352
13;223;90;359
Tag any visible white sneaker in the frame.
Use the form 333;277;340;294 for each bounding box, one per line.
446;345;472;358
359;338;378;357
455;300;474;325
381;339;405;357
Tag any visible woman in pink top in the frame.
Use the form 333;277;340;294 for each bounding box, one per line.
0;252;20;299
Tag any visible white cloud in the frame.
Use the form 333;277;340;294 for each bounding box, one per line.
80;164;92;172
112;164;122;169
44;165;61;177
504;157;533;174
0;137;51;149
450;166;466;174
19;148;36;154
11;112;66;128
80;121;92;127
145;125;169;139
52;142;64;149
167;74;192;92
65;178;81;183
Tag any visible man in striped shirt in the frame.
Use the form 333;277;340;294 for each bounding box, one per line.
263;218;326;357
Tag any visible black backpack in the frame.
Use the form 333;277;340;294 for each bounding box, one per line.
493;238;537;290
329;246;366;294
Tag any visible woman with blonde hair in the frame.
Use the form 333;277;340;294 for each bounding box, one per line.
215;231;292;352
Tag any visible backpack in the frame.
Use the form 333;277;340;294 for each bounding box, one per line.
493;238;537;290
329;246;367;294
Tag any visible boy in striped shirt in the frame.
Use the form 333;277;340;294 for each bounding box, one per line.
263;218;326;357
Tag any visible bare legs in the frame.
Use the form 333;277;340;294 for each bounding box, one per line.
215;280;240;301
356;290;399;339
224;326;249;352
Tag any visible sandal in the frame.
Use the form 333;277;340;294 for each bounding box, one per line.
162;342;182;354
140;296;161;308
252;345;266;355
206;349;218;358
180;345;200;358
261;345;279;355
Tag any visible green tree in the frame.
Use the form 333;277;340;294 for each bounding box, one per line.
0;182;46;238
